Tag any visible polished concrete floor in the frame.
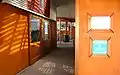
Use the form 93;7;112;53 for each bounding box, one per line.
17;41;74;75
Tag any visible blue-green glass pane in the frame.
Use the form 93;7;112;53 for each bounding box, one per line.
92;40;108;55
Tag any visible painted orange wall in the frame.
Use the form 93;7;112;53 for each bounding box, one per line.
30;42;43;64
0;3;29;75
42;21;57;54
29;20;57;64
71;26;75;39
76;0;120;75
50;21;57;49
71;26;75;48
0;3;57;74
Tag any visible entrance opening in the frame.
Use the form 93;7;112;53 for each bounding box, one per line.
57;18;75;48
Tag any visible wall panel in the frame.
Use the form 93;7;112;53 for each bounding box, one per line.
0;4;29;75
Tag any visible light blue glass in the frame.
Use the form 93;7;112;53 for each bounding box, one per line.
92;40;108;55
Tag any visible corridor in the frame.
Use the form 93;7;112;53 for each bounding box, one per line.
17;43;74;75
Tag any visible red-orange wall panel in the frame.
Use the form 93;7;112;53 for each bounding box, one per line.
50;21;57;49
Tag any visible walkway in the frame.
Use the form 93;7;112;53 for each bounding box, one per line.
17;42;74;75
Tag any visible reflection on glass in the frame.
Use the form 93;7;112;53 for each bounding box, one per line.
41;0;45;9
57;22;60;30
91;16;111;29
61;21;66;31
44;20;49;40
45;21;48;34
92;40;108;55
31;19;40;43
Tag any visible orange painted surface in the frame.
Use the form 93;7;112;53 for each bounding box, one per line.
0;4;29;75
30;42;43;64
76;0;120;75
29;20;57;64
41;21;57;54
0;3;56;74
72;26;75;48
50;21;57;49
71;26;75;39
29;18;43;64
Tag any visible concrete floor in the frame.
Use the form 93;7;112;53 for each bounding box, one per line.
17;42;74;75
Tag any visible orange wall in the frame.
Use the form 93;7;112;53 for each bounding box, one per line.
41;21;57;54
50;21;57;49
29;20;57;64
30;42;43;64
0;4;29;75
71;26;75;39
0;3;57;74
76;0;120;75
29;18;43;64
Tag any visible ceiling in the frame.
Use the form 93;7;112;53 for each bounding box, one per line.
52;0;74;7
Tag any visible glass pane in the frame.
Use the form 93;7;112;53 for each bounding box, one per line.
57;22;60;30
44;20;49;40
31;20;40;30
31;19;40;43
40;0;44;9
61;21;66;31
92;40;108;55
44;20;48;35
91;16;111;29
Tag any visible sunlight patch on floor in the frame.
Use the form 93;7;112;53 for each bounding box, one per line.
38;61;56;75
62;64;74;74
